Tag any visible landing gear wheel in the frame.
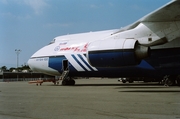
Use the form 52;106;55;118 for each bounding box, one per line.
176;75;180;86
69;80;75;85
62;80;67;86
164;75;175;86
61;79;75;86
122;80;126;83
177;80;180;86
129;79;134;83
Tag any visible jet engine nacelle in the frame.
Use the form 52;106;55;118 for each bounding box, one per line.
87;38;150;67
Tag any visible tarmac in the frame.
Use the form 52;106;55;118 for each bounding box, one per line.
0;78;180;119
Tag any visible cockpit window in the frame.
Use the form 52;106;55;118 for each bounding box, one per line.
48;39;56;45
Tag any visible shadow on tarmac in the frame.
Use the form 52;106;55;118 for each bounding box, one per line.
47;82;167;87
44;83;180;93
119;90;180;93
45;82;158;86
74;83;161;87
48;84;122;87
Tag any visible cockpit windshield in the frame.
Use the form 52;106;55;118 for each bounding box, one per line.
48;39;56;45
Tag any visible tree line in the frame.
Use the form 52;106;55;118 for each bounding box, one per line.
0;65;31;72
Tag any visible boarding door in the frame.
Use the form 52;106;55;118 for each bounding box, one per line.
62;60;69;71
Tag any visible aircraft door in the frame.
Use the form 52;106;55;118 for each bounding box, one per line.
62;60;69;71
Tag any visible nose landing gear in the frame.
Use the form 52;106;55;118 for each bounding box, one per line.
62;77;75;86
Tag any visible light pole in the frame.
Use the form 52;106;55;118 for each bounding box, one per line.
15;49;21;68
15;49;21;81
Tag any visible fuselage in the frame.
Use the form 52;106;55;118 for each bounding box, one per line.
28;29;180;79
28;29;118;76
28;1;180;83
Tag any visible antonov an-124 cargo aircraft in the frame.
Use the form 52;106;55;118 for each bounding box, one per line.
28;0;180;86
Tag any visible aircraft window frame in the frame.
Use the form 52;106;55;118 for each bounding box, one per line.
48;39;56;45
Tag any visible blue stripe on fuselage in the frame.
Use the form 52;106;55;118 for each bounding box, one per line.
137;60;155;70
47;47;180;78
49;56;64;71
48;56;77;73
71;55;88;71
77;54;95;71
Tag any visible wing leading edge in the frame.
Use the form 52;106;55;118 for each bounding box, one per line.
116;0;180;33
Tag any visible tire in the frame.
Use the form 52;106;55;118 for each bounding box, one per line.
129;79;134;83
165;75;176;86
69;80;75;85
62;80;67;85
122;80;126;83
176;75;180;86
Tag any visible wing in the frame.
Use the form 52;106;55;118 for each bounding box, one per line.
116;0;180;33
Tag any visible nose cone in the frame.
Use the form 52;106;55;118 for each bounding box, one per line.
27;50;44;72
28;58;38;72
28;56;60;76
27;45;60;75
27;59;31;68
28;46;48;72
28;56;49;73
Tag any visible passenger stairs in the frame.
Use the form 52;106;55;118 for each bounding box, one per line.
56;68;69;85
61;70;69;81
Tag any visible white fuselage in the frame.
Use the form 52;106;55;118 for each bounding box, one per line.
28;0;180;78
28;29;118;75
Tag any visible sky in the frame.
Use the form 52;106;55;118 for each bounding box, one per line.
0;0;170;68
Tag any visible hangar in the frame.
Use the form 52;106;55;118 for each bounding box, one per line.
0;71;55;82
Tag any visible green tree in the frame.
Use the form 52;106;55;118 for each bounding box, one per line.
1;66;7;71
21;65;30;70
9;67;16;72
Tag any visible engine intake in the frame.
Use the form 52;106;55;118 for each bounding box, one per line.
86;39;150;67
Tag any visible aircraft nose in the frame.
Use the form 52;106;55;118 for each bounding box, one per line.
28;58;36;72
28;57;43;72
27;45;58;75
27;47;45;72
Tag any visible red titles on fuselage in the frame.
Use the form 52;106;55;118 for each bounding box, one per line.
60;43;88;52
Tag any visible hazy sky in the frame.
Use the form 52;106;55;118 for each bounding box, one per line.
0;0;170;68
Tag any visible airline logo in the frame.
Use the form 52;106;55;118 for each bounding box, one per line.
65;53;98;72
60;43;88;52
54;41;68;51
54;46;60;51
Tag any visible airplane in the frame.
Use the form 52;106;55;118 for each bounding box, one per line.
28;0;180;86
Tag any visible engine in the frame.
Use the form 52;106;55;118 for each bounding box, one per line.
86;38;150;67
